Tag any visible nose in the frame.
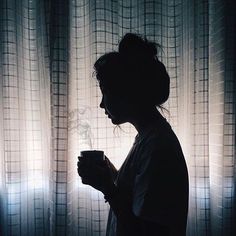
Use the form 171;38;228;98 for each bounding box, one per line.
100;97;105;108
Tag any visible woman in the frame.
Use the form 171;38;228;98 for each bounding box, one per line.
77;33;189;236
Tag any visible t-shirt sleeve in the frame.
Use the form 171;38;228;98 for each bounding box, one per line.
132;137;183;226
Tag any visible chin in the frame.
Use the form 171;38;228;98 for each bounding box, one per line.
111;117;125;125
111;118;119;125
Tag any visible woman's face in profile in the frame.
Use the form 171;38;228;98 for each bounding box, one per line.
99;85;131;125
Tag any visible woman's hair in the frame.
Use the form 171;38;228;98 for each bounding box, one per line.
94;33;170;108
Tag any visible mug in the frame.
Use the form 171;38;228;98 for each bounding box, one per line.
80;150;105;164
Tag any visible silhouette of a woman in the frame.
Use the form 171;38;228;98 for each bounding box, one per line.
78;33;189;236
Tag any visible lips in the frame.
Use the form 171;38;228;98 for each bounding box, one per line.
104;109;112;119
105;112;111;118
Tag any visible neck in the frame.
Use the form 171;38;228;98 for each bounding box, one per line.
129;106;164;134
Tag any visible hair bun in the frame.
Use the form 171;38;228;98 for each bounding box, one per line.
118;33;157;59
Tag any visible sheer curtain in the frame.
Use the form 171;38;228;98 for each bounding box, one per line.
0;0;235;235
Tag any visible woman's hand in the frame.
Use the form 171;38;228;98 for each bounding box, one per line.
77;156;115;195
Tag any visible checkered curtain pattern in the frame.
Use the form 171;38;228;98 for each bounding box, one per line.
0;0;235;235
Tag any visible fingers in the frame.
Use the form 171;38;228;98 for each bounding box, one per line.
79;173;92;185
77;166;87;177
81;178;90;185
77;157;95;186
77;160;97;178
78;156;86;162
77;156;111;188
77;161;89;177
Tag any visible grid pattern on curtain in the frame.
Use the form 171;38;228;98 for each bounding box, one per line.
48;0;70;235
191;0;211;235
0;0;235;236
69;1;91;235
209;0;236;235
0;0;50;235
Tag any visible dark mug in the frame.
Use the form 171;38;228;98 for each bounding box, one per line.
80;150;105;164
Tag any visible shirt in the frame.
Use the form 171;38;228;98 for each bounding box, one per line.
106;118;189;236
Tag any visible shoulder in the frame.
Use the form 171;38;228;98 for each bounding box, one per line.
138;120;180;153
134;120;186;174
